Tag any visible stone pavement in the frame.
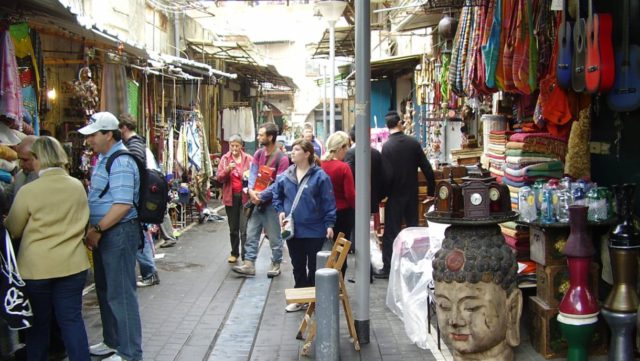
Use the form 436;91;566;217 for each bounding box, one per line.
82;213;446;361
80;208;611;361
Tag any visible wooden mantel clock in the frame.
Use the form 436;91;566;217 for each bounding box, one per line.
435;174;463;217
462;179;491;218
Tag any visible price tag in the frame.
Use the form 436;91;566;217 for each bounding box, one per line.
551;0;563;11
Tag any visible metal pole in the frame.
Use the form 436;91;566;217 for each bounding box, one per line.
315;268;340;361
317;250;331;270
329;20;336;136
323;64;328;141
354;0;371;345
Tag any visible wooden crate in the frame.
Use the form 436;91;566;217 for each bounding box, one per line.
529;296;567;359
536;263;600;308
529;296;608;359
529;226;570;266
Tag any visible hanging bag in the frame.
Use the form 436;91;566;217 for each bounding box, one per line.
281;176;309;241
0;230;32;330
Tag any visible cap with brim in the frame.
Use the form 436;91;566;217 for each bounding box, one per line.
78;112;119;135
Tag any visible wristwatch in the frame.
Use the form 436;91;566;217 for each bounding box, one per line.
93;224;103;234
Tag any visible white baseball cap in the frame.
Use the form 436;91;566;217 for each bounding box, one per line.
78;112;119;135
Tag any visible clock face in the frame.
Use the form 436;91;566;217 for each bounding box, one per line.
470;193;483;206
439;186;449;200
489;188;500;201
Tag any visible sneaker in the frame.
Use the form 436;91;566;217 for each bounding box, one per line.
232;260;255;276
89;342;116;356
102;354;124;361
266;262;281;278
137;272;160;287
228;255;238;263
285;303;303;312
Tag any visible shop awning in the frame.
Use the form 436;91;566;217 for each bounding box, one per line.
338;54;422;80
371;54;421;78
186;38;297;91
4;0;148;59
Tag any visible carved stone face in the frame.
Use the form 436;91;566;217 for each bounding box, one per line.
435;281;522;360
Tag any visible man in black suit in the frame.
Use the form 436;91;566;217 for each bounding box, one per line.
378;111;435;278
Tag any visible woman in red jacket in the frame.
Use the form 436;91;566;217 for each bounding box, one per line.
217;134;253;263
321;131;355;271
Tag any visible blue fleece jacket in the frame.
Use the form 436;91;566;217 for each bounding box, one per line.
271;164;336;239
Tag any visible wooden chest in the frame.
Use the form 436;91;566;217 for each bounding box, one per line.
535;263;600;308
529;225;570;266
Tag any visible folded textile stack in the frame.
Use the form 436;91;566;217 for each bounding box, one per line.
500;133;567;210
486;131;513;182
0;144;17;185
500;221;530;260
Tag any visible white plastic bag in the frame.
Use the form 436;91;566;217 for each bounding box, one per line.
385;222;446;349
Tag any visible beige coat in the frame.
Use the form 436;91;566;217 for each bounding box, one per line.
5;168;90;280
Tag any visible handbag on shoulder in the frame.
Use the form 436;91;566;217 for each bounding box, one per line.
281;177;309;241
0;229;32;330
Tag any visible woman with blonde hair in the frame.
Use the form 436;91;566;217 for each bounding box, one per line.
321;131;355;266
5;136;91;361
271;139;336;312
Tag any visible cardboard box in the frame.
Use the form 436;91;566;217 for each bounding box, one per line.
536;263;600;308
529;296;608;359
529;226;570;266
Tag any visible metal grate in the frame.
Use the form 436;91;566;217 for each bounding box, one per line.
421;0;487;10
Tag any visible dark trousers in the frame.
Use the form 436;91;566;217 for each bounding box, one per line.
286;237;325;288
226;193;247;259
333;208;354;275
381;195;418;273
24;270;90;361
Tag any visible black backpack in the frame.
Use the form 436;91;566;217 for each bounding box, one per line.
98;150;169;224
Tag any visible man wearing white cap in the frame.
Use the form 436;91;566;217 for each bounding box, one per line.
79;112;143;361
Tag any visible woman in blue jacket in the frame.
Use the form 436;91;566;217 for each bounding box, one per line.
272;139;336;312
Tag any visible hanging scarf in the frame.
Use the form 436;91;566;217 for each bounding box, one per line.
100;61;129;116
0;30;22;124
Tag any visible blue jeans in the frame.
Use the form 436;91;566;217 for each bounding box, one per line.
244;205;282;263
25;270;90;361
93;220;143;361
136;229;156;278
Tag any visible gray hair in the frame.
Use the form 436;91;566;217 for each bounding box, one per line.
228;134;243;145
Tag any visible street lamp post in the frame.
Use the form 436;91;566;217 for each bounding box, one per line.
317;0;347;136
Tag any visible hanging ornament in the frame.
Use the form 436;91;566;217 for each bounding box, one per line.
72;66;99;117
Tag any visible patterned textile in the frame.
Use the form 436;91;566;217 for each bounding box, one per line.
564;107;591;179
504;173;554;183
504;149;558;158
0;30;22;123
503;160;564;177
489;166;504;176
449;2;472;96
505;155;558;164
484;0;503;89
501;0;518;92
9;23;40;91
100;62;129;116
21;85;38;134
127;80;139;118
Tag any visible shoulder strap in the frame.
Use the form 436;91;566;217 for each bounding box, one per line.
289;175;309;215
98;150;139;199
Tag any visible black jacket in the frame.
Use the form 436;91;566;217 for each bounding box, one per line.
381;132;435;199
124;134;147;165
344;145;386;213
